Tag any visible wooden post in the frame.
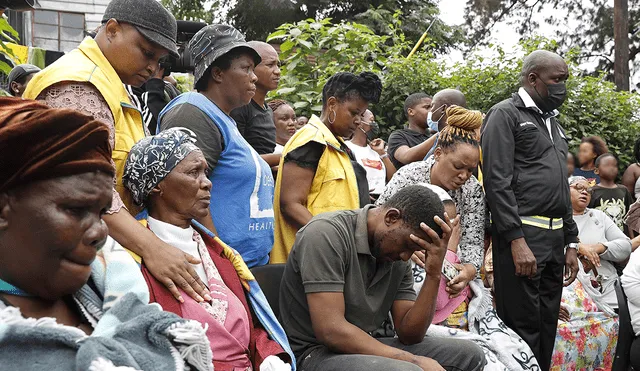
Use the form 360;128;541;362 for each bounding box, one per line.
614;0;630;91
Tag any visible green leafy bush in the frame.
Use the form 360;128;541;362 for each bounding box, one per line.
270;17;640;170
267;16;410;115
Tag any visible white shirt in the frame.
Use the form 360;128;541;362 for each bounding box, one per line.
345;141;386;195
574;209;631;312
273;143;284;155
147;216;208;285
518;87;557;142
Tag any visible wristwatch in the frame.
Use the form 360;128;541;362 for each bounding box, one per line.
380;153;389;159
566;243;578;250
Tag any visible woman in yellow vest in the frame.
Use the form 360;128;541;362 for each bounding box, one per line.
23;0;212;305
271;72;383;263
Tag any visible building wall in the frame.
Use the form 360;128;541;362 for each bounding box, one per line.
37;0;109;32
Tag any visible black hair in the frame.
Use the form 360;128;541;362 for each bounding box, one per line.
321;71;382;108
403;93;432;117
595;153;617;168
195;47;253;92
581;136;609;162
634;138;640;163
382;185;445;238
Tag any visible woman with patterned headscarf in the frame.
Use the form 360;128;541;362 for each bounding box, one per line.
123;128;294;371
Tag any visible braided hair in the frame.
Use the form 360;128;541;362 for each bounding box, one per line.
267;99;291;113
438;106;482;151
322;72;383;108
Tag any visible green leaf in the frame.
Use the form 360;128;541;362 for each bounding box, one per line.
279;40;295;53
293;101;309;109
276;87;296;95
298;39;312;49
267;29;287;41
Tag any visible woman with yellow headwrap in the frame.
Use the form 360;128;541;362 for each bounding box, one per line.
376;106;540;370
376;105;485;296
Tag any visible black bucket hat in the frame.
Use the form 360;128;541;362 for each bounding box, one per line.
102;0;179;58
189;24;261;87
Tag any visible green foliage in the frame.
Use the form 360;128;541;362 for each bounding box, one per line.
271;17;640;170
160;0;219;23
0;13;19;75
562;75;640;169
267;17;410;115
173;73;194;94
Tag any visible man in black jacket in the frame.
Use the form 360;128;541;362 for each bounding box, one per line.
481;50;579;370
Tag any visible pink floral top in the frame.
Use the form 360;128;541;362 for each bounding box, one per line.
37;82;125;214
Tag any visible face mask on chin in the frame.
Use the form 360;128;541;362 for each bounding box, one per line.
533;75;567;112
426;105;446;132
361;122;380;142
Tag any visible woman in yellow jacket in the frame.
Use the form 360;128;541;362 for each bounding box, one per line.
23;0;212;306
270;72;382;263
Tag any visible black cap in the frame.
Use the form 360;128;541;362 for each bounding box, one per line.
189;24;261;87
102;0;179;58
7;64;41;90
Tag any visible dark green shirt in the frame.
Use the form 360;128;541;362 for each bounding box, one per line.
279;205;417;361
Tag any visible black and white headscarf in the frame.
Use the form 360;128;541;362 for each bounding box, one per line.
123;127;201;206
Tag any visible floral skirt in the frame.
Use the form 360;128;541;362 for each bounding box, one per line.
551;280;618;371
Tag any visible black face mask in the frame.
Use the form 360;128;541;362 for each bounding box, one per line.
362;122;380;142
534;75;567;112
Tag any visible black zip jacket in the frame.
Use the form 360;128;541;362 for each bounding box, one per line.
481;92;579;245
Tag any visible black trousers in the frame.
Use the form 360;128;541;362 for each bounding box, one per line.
492;224;565;371
631;335;640;370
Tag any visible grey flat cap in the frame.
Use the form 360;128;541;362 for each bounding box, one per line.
103;0;179;58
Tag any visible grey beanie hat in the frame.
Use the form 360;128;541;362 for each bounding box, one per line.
102;0;179;58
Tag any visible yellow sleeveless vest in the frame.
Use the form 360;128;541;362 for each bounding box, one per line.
270;115;360;263
24;37;145;213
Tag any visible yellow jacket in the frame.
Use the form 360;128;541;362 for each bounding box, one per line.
270;115;360;263
24;37;145;212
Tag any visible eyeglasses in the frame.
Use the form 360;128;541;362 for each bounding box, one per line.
570;184;593;195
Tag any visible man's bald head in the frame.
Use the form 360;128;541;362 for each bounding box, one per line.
248;41;277;58
248;41;281;94
520;50;566;86
431;89;467;109
429;89;467;131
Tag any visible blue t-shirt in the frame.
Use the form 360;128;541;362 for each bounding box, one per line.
159;93;275;267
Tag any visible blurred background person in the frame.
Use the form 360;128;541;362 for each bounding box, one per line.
574;136;609;186
295;115;308;130
268;99;297;154
346;109;396;201
6;64;40;97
